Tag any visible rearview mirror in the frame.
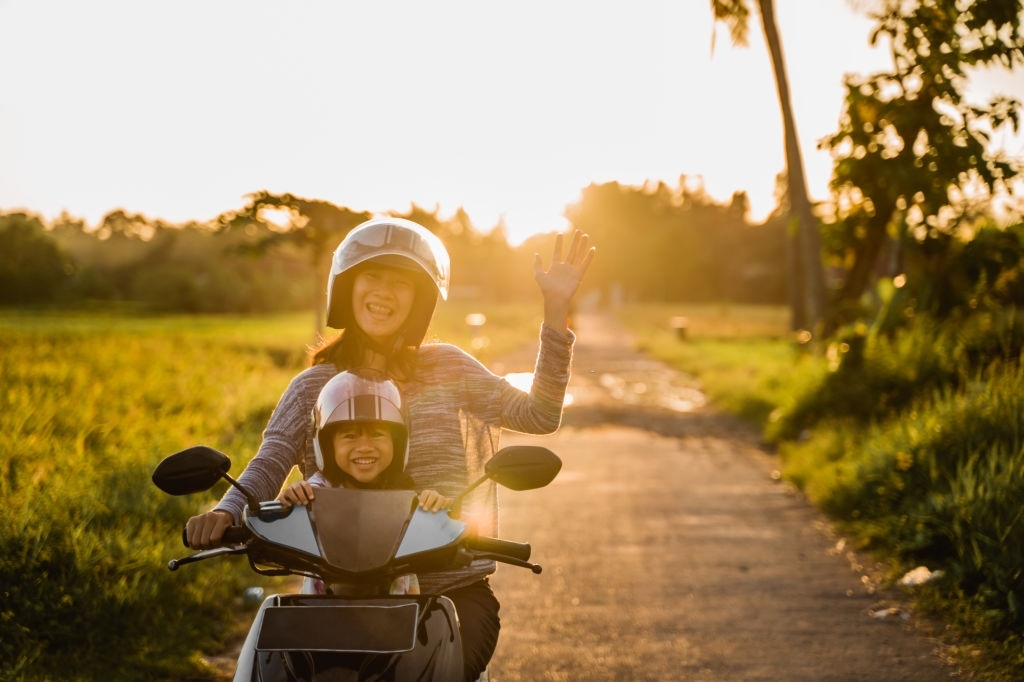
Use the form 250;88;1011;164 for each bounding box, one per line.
152;445;232;496
485;445;562;491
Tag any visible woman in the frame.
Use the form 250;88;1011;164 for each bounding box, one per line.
186;216;594;680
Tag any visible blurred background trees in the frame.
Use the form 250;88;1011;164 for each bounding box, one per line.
0;178;790;326
2;0;1022;350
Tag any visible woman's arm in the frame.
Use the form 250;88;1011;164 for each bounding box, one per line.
186;365;334;548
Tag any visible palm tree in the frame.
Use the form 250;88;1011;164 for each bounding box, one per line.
710;0;827;333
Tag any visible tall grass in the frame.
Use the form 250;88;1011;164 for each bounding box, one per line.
0;303;540;681
1;310;311;680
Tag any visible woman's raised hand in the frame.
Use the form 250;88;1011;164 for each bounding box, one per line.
534;230;595;331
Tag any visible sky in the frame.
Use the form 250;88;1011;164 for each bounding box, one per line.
2;1;1022;246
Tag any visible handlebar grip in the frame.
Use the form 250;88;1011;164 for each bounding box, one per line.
466;536;532;562
222;526;250;545
181;525;250;548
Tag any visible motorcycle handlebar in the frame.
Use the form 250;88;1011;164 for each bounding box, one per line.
465;535;532;563
181;525;251;548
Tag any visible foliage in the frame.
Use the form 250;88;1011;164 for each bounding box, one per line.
563;179;786;305
779;356;1024;626
2;180;790;323
624;297;1024;680
613;302;796;425
0;304;541;680
0;312;309;680
0;213;72;304
47;215;317;315
769;218;1024;443
821;0;1024;331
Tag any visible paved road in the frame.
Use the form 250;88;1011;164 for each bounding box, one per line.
486;312;962;682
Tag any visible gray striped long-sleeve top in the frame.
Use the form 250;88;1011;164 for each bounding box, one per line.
215;323;575;592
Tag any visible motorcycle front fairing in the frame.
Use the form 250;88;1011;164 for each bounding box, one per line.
242;487;470;581
234;488;469;681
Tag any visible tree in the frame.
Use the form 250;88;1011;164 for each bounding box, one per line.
217;192;372;335
821;0;1024;329
0;212;72;304
711;0;828;334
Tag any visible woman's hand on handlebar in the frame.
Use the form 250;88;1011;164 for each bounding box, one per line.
185;509;234;549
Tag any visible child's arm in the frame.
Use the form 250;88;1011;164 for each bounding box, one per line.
278;480;317;507
417;489;451;513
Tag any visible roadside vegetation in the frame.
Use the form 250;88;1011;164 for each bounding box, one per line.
0;304;541;682
620;300;1024;682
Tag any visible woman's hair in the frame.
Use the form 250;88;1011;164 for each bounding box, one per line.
309;329;417;381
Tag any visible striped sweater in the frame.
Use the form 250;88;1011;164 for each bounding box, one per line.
215;324;575;592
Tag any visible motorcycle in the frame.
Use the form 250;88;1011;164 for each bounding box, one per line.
151;443;562;682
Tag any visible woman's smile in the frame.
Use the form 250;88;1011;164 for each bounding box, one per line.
352;266;416;342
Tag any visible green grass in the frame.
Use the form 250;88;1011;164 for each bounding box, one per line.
9;301;1022;681
613;303;809;424
0;310;313;680
0;304;542;681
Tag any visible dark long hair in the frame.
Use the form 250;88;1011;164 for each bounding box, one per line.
309;329;418;382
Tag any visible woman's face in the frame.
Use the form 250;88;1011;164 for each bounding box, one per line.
332;421;395;484
351;264;417;343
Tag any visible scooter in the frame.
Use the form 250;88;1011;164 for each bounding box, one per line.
151;444;561;681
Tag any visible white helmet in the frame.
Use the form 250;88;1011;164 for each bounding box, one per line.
312;370;408;487
326;217;450;346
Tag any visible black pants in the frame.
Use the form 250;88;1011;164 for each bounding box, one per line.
444;579;500;681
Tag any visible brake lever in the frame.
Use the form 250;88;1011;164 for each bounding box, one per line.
471;552;543;574
167;546;247;571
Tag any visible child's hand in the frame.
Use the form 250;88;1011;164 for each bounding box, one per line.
278;480;316;508
417;489;451;513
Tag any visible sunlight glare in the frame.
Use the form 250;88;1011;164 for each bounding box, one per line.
504;371;574;406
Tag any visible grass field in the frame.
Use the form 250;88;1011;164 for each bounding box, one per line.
4;302;1021;681
0;303;543;681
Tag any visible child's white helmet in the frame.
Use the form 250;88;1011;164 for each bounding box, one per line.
312;370;408;486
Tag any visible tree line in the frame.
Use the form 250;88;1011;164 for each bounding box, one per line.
5;163;1024;341
0;180;793;320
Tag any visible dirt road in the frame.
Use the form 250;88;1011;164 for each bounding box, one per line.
486;312;963;682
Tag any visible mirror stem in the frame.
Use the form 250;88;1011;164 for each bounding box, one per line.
449;473;489;515
222;472;261;515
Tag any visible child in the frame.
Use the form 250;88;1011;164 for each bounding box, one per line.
276;369;450;594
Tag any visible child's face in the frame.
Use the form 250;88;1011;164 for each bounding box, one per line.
332;421;395;484
351;265;416;344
